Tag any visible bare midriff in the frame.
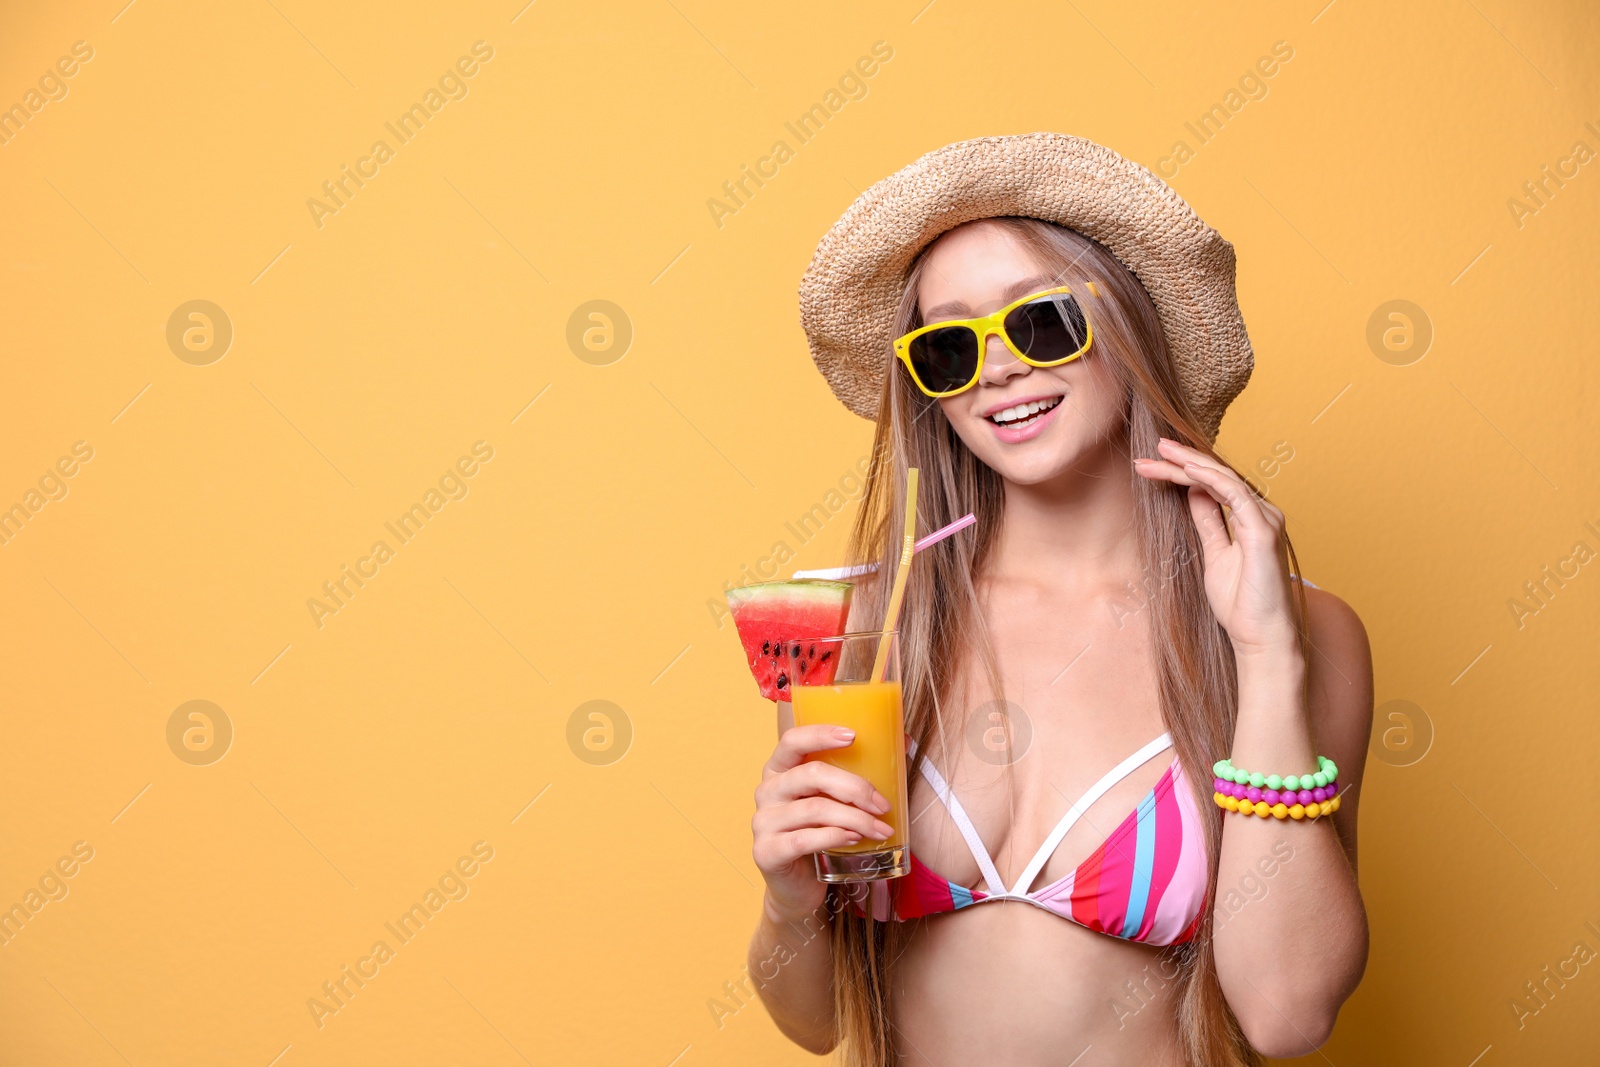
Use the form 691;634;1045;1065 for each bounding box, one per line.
890;901;1187;1067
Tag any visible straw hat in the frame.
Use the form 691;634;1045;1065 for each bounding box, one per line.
797;132;1253;441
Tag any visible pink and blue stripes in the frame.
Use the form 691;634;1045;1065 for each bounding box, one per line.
849;755;1209;947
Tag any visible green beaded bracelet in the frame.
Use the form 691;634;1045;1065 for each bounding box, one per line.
1212;754;1338;791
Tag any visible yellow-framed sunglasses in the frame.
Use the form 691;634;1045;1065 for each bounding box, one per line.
893;284;1094;398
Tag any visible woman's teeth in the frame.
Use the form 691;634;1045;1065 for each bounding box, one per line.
988;396;1062;428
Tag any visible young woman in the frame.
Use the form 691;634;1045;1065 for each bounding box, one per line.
747;136;1372;1066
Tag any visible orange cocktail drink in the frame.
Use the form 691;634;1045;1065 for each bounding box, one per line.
788;631;910;882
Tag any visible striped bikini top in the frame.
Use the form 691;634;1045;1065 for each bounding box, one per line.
849;731;1210;945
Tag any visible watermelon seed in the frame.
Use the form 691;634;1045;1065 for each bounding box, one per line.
820;651;832;662
791;643;801;658
762;640;771;655
776;673;789;690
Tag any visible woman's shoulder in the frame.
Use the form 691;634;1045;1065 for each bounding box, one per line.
1295;579;1368;658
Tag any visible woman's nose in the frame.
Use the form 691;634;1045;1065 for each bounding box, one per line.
980;332;1029;384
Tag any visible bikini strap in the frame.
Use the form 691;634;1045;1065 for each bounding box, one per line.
1008;732;1175;897
907;737;1008;897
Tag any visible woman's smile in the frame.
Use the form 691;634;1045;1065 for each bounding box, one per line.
980;390;1067;443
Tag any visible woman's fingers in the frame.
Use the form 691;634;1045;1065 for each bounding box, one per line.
1136;439;1289;564
754;795;896;842
755;827;866;871
757;759;891;815
1151;439;1279;539
764;723;860;776
754;732;896;873
1131;456;1191;485
1133;443;1247;524
1186;483;1231;562
1178;460;1279;544
1135;454;1232;563
752;789;893;872
751;727;901;903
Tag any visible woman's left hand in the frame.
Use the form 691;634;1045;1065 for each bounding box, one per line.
1133;437;1297;660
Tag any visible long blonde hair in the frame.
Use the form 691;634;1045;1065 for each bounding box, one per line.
827;216;1305;1066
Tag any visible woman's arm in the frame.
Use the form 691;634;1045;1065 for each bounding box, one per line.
747;892;840;1054
748;722;897;1053
1133;438;1374;1056
1210;587;1372;1056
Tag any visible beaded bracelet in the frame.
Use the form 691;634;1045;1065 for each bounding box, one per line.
1214;789;1341;820
1211;754;1341;820
1212;755;1338;793
1211;775;1339;809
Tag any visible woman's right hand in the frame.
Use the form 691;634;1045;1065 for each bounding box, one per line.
752;724;896;922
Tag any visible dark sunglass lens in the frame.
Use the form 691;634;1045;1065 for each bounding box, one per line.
908;327;980;392
1004;294;1089;362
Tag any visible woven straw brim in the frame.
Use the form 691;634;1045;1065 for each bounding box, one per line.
797;132;1253;442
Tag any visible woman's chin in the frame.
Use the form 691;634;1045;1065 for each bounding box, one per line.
966;430;1111;487
948;400;1125;486
978;449;1082;487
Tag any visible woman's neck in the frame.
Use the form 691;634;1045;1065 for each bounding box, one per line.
985;435;1141;590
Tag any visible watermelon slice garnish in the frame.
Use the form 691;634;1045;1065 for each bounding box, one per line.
726;579;853;701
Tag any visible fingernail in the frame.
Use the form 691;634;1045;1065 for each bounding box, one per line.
872;821;893;839
844;834;862;845
871;792;891;814
833;727;855;741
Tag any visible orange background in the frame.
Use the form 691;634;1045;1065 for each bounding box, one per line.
1;1;1596;1064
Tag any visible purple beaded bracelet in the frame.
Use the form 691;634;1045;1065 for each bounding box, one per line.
1212;775;1340;808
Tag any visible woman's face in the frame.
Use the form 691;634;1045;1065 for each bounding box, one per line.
915;221;1128;486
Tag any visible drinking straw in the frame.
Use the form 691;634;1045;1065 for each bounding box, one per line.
916;512;975;552
789;513;974;580
870;467;919;682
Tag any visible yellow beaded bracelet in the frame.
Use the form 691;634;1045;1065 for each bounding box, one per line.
1213;791;1342;820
